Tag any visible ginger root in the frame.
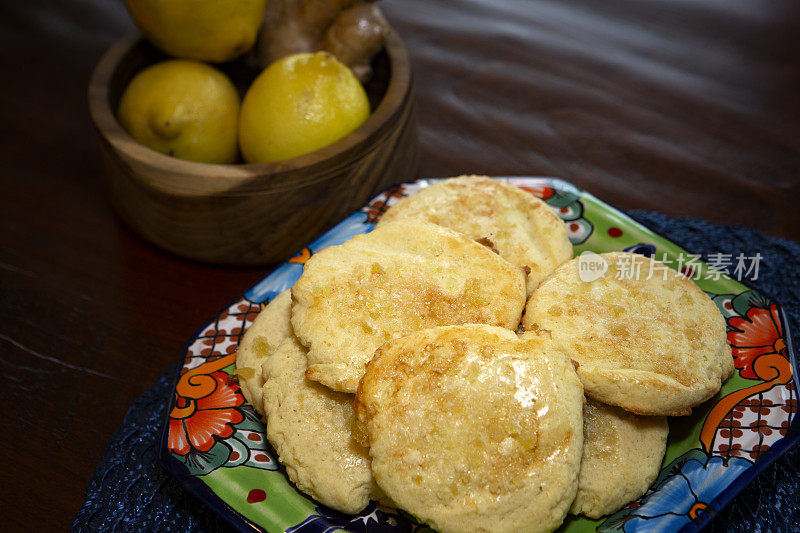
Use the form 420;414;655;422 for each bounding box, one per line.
320;3;388;81
255;0;389;81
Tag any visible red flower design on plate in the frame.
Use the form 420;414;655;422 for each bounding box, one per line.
727;304;786;380
169;370;244;455
701;303;793;453
518;184;554;200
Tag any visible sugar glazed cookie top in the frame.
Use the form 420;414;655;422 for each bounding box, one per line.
378;175;573;294
523;251;733;416
292;220;527;393
570;399;668;518
355;325;584;533
235;289;293;415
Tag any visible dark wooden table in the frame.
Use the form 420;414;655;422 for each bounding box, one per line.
1;0;798;530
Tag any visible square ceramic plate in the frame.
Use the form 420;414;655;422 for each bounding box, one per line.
160;177;799;533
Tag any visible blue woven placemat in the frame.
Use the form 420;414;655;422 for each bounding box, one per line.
73;211;800;533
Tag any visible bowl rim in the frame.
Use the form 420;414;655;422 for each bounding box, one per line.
88;28;412;196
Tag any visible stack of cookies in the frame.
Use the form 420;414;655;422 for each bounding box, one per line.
235;176;734;533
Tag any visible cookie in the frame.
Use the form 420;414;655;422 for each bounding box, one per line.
292;220;527;393
523;251;733;415
235;290;293;415
378;175;573;294
570;399;668;518
355;325;584;533
261;337;379;513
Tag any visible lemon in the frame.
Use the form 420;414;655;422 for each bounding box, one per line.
239;52;370;164
125;0;266;62
117;59;240;164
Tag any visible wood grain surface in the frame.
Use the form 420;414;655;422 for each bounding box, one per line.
0;0;797;531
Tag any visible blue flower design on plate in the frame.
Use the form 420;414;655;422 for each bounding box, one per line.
600;449;752;532
287;502;423;533
623;243;657;258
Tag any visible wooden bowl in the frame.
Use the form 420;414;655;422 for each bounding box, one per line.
88;30;418;265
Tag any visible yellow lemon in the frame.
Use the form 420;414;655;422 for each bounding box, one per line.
239;52;370;164
125;0;266;62
117;59;240;164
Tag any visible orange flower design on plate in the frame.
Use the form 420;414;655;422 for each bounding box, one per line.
700;302;793;453
169;369;244;455
728;304;786;380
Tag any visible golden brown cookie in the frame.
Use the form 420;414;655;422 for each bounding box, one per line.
523;251;733;415
261;337;380;513
355;325;584;533
378;175;573;294
570;399;668;518
292;220;526;393
235;290;293;415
